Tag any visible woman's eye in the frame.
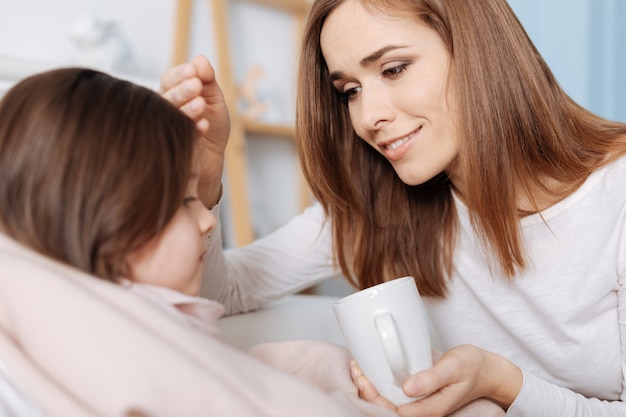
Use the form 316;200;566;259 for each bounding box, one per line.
183;196;198;206
383;64;408;79
341;86;362;103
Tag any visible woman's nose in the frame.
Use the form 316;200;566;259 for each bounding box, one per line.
358;86;394;131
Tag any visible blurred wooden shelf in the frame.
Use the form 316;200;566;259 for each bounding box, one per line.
243;0;310;14
243;120;295;137
173;0;309;247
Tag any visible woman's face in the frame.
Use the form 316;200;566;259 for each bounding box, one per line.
320;0;460;186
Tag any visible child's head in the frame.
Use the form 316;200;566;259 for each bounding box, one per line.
0;67;215;295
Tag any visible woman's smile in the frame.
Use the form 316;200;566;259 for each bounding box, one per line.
379;126;421;161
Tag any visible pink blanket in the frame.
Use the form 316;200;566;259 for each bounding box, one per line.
249;340;505;417
0;233;389;417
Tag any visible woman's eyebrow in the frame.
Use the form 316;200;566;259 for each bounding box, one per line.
329;71;346;83
359;45;406;67
329;45;408;82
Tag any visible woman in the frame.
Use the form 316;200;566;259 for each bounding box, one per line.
297;0;626;415
162;0;626;414
299;0;626;296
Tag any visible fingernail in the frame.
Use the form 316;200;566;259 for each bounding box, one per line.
350;361;358;381
357;375;366;390
403;378;420;396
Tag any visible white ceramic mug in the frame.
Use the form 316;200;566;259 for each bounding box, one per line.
333;276;432;405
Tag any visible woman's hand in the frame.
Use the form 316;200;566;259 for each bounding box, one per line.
353;345;522;416
350;359;399;412
160;55;230;207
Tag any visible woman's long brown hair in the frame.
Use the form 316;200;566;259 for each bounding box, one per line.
296;0;626;296
0;68;197;281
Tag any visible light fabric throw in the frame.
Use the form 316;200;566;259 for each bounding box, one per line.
249;340;506;417
0;232;384;417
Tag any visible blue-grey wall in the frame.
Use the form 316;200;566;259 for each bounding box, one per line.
508;0;626;122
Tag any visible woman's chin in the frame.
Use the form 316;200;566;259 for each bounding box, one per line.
395;169;430;186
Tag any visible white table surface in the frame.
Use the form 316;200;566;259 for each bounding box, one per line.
218;295;345;349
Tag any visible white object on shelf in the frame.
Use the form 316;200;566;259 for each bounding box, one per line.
0;54;159;98
68;14;134;73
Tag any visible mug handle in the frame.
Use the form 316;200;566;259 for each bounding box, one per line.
374;311;410;384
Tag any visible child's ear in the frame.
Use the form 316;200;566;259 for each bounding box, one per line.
115;256;133;282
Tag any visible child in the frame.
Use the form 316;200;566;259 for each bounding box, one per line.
0;67;391;417
0;66;224;338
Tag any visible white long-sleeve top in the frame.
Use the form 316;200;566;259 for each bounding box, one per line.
201;200;340;313
201;156;626;416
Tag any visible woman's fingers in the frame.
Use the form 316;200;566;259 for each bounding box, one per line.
161;76;203;112
350;360;398;411
398;345;520;416
159;59;196;94
403;351;464;398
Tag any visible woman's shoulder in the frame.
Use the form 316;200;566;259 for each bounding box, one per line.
523;155;626;223
578;153;626;207
595;153;626;185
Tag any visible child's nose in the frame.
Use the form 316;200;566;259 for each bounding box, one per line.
198;205;217;235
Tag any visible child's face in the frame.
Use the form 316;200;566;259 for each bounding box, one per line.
124;168;216;296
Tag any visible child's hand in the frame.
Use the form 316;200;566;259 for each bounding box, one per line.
160;55;231;207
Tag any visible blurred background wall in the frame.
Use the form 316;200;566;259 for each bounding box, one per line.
509;0;626;123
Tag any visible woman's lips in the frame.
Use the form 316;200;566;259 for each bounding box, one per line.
382;127;421;161
386;135;410;150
